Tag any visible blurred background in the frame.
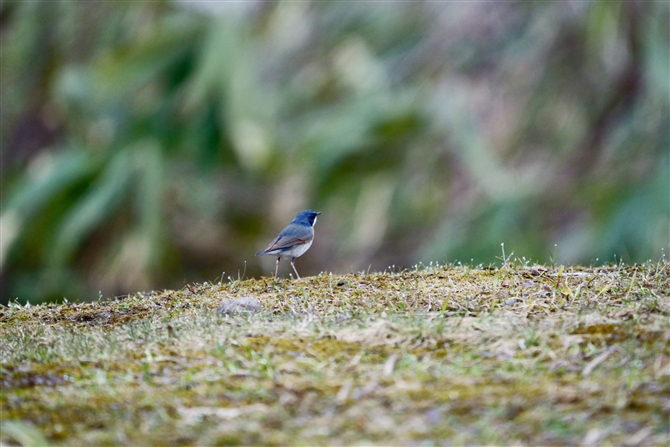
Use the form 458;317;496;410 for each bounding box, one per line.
1;1;668;304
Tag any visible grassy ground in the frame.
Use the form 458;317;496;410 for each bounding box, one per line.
1;262;669;446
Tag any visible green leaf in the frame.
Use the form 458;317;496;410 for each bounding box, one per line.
49;149;134;267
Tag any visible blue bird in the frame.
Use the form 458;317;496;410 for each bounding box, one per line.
254;210;321;280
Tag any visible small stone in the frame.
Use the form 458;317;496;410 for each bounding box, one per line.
425;407;444;426
216;297;261;315
505;298;518;306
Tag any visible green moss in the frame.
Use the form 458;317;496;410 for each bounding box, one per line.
2;263;669;446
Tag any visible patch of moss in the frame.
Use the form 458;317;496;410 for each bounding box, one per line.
2;262;669;446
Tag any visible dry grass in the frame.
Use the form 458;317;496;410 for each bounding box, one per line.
1;262;669;446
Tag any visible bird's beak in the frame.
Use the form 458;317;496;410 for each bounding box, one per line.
316;212;322;215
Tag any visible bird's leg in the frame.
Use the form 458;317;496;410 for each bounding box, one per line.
275;257;280;279
290;257;301;280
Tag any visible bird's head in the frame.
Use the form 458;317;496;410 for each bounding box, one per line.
292;210;321;227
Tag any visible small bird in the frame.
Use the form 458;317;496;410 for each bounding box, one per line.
254;210;321;280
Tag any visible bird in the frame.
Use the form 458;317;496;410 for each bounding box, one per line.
254;210;321;280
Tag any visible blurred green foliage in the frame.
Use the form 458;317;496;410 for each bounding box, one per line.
1;1;668;303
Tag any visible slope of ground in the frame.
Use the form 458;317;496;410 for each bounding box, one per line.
1;263;669;445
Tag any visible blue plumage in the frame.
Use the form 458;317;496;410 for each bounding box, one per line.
254;210;321;279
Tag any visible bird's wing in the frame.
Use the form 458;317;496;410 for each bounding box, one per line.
256;224;313;255
263;232;310;252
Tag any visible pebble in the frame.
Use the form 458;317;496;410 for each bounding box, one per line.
216;297;261;315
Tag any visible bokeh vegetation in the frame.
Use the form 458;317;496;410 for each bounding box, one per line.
1;1;668;303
